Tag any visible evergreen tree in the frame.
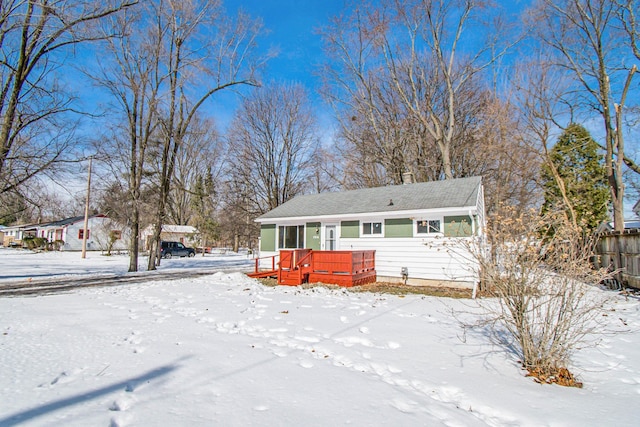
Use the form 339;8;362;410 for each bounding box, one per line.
541;124;610;232
190;173;219;254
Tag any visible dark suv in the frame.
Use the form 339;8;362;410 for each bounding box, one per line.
160;241;196;258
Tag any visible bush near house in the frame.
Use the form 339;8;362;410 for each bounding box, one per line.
23;237;48;250
466;205;613;387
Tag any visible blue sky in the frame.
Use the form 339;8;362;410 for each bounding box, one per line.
227;0;344;87
218;1;534;133
212;1;346;134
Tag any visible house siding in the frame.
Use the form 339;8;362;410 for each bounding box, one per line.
257;213;481;287
254;177;484;288
341;236;477;284
60;217;128;251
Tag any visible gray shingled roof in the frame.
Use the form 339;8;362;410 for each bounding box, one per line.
257;176;482;221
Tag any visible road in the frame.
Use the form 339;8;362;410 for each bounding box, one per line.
0;263;254;297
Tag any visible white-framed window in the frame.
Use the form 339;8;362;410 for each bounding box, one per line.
362;221;382;236
415;219;441;235
278;225;305;249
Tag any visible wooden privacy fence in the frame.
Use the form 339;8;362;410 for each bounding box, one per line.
594;230;640;289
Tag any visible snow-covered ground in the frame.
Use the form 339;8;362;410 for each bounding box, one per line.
0;248;255;283
1;248;639;426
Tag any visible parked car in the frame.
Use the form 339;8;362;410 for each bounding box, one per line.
160;241;195;258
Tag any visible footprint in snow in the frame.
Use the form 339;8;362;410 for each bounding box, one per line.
299;360;314;369
109;395;136;411
109;413;133;427
45;368;85;387
390;398;419;414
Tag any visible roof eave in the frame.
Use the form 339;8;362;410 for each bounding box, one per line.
255;205;480;223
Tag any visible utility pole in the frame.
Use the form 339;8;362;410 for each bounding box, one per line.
81;157;93;259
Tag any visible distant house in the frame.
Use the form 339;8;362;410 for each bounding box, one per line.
41;215;129;251
596;220;640;233
255;176;485;288
141;224;199;250
2;223;40;247
1;215;128;251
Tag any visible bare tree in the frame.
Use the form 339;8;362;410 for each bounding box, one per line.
618;0;640;61
166;117;224;226
146;0;264;270
471;96;542;215
530;0;638;231
93;4;162;272
95;0;263;271
508;58;576;219
226;82;319;215
217;179;257;252
0;0;137;199
320;0;517;183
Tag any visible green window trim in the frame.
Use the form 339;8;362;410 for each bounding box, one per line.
260;224;276;251
385;218;413;238
444;215;473;237
341;220;359;238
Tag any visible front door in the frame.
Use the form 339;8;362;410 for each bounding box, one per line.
325;225;337;251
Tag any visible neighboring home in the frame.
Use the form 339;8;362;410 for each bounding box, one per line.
1;215;128;251
596;220;640;233
38;214;128;252
141;224;198;250
2;223;40;247
255;176;485;288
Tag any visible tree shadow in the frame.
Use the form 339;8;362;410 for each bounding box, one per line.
0;361;182;426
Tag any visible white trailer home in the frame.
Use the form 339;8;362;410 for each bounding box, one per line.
39;215;129;251
255;176;485;288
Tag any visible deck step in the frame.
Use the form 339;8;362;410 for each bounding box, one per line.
248;249;376;287
247;270;278;279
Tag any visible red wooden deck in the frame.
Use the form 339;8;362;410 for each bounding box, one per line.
248;249;376;287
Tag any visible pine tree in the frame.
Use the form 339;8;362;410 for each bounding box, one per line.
191;173;219;254
541;124;610;232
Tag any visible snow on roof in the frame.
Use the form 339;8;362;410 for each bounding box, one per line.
161;225;197;234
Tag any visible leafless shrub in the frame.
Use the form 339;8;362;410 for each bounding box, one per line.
465;205;614;387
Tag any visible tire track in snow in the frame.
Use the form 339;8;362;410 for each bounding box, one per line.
0;263;253;297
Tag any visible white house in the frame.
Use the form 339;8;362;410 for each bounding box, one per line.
141;224;199;250
42;215;129;251
255;176;485;288
2;223;38;247
2;215;128;251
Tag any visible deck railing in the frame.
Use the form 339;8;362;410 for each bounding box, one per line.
250;249;376;286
